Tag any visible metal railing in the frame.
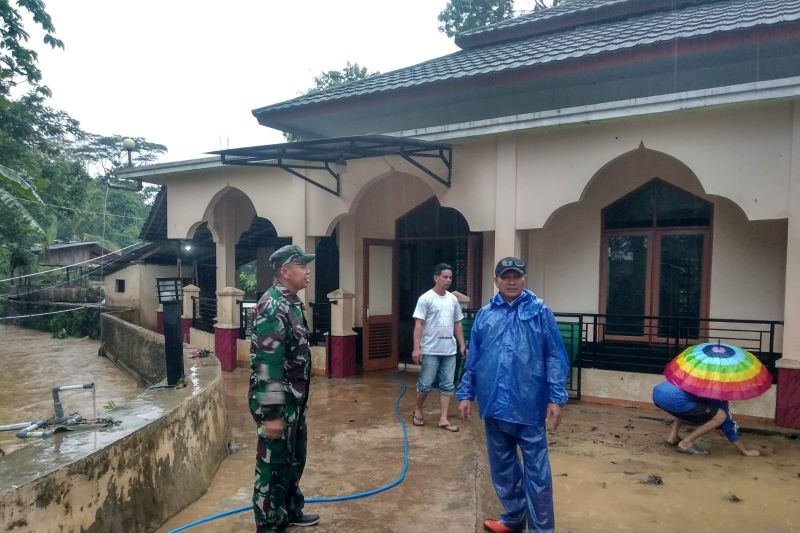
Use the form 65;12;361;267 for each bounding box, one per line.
237;299;333;344
238;300;257;339
309;301;333;345
460;309;783;398
554;313;783;382
191;296;217;333
461;309;581;398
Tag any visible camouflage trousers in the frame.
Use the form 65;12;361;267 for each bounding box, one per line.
253;410;307;530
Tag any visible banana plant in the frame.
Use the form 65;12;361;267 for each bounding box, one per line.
0;164;46;238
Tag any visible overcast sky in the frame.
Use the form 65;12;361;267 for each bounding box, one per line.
32;1;539;163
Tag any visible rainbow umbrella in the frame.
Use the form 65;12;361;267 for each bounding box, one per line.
664;342;772;401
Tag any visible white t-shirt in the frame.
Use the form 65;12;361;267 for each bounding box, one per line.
413;289;464;355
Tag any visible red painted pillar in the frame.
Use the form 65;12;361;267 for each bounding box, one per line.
181;318;192;344
156;309;164;334
214;326;238;372
776;363;800;428
328;334;357;378
214;286;245;373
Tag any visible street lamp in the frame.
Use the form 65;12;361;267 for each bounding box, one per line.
122;137;136;167
156;277;184;386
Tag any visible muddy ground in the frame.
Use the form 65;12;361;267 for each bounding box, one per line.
159;368;800;533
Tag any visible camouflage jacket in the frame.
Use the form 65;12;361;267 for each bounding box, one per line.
249;282;311;423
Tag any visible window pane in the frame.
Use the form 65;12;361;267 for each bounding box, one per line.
605;236;648;335
657;235;704;338
655;182;711;227
603;187;654;229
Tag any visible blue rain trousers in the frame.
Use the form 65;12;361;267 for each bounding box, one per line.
485;418;554;532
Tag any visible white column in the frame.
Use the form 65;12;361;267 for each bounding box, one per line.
337;215;357;327
216;240;236;291
494;137;520;264
782;104;800;364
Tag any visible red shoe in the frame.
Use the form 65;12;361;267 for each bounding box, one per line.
483;518;521;533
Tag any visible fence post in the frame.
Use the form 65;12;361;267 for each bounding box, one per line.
182;284;200;344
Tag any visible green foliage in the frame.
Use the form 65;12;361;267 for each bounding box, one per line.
0;0;64;96
438;0;515;37
283;62;378;142
438;0;575;37
238;270;257;299
309;62;378;93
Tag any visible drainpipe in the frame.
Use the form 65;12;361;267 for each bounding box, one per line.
15;420;51;439
52;383;94;418
0;422;33;432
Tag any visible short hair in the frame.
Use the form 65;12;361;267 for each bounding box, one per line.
433;263;453;276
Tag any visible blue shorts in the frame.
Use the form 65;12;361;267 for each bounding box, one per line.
416;354;457;395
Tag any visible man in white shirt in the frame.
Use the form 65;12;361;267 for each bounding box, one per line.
411;263;466;432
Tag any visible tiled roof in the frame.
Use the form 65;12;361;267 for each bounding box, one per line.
254;0;800;116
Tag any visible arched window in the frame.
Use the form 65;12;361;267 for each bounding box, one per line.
601;179;712;340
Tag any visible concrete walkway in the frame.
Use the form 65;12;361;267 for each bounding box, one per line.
159;368;800;533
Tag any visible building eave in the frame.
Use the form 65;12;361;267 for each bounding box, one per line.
391;76;800;142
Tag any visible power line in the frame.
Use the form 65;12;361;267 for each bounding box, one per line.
0;241;145;284
11;194;147;221
0;306;93;321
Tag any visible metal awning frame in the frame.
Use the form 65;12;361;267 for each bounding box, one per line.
211;135;452;197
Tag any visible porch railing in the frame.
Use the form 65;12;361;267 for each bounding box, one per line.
461;309;582;399
191;296;217;333
309;301;333;345
460;310;783;398
238;300;257;340
554;313;783;382
237;300;333;344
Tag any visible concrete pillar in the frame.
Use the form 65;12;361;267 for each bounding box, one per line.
182;284;200;344
304;236;317;331
494;137;519;265
214;286;244;372
327;289;357;378
776;103;800;428
215;240;236;291
338;215;357;326
527;229;546;297
452;290;471;310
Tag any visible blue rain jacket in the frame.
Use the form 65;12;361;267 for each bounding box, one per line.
457;289;570;426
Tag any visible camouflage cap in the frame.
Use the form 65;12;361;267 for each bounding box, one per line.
269;244;315;269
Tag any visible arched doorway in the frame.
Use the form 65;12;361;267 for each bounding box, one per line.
396;197;479;363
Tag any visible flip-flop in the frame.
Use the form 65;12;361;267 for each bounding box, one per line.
676;443;708;455
438;423;459;432
412;414;425;426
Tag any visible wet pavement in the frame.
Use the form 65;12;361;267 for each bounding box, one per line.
0;324;141;457
159;368;800;533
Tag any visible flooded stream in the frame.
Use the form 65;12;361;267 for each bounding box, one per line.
0;324;141;456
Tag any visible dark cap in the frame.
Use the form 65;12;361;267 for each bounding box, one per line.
495;256;526;277
269;244;315;269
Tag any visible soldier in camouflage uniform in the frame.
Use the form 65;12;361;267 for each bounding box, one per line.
249;244;319;532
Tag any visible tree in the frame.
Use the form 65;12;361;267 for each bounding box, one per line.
438;0;574;37
308;62;377;93
438;0;514;37
0;0;64;96
284;62;378;141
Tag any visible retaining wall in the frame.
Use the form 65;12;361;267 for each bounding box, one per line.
99;312;166;386
0;315;229;532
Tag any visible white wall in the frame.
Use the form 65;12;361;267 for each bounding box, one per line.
581;368;777;420
105;265;142;310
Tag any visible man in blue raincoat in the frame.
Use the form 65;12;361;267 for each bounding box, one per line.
457;257;569;533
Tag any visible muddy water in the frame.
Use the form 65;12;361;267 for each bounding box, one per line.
0;324;141;456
